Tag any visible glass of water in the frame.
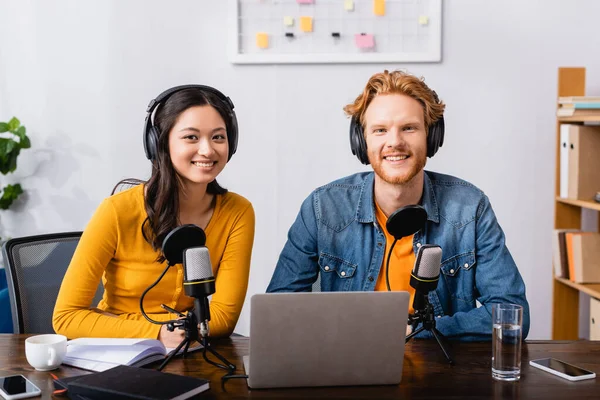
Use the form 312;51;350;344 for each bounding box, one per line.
492;303;523;381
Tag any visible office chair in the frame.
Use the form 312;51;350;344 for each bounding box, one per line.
111;178;143;195
312;272;321;292
2;232;104;334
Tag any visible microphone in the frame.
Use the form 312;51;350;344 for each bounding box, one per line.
405;243;453;364
410;244;442;312
182;246;215;337
383;205;427;291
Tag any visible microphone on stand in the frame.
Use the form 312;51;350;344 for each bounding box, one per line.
182;246;215;338
405;243;454;364
139;224;236;372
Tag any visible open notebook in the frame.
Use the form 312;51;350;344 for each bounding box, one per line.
64;338;203;372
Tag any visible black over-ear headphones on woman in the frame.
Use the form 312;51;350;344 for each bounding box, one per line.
143;84;238;162
349;91;445;165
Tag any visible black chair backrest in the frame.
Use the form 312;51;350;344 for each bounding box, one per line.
2;232;104;334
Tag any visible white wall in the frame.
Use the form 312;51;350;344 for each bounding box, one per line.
2;0;600;339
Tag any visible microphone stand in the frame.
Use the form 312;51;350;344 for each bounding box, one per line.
198;320;236;374
405;296;455;365
157;306;200;371
157;305;236;373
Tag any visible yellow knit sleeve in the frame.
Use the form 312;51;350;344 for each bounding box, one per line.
208;201;255;337
52;198;162;339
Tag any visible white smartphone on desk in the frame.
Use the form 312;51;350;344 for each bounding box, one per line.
530;358;596;382
0;375;41;399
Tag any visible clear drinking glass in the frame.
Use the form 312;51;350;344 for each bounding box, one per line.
491;303;523;381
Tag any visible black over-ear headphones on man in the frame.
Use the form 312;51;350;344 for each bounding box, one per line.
349;91;445;165
143;84;238;162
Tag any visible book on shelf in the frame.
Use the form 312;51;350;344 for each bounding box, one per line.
552;229;579;279
558;124;600;201
65;365;210;400
64;338;203;372
559;102;600;109
558;96;600;104
557;108;600;117
565;232;600;284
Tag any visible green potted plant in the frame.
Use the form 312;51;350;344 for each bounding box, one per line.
0;116;31;333
0;117;31;211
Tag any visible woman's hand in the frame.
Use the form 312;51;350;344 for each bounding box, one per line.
158;323;185;348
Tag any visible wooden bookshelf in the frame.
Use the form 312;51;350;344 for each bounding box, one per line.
556;197;600;212
552;67;600;340
555;277;600;299
558;116;600;123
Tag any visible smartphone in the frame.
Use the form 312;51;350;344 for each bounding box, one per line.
529;358;596;382
0;375;41;399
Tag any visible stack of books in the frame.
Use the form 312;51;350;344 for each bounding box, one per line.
552;229;600;283
557;96;600;117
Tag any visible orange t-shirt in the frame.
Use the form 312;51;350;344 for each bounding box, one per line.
374;202;416;313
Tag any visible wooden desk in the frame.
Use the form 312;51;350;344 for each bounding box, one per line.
1;334;599;399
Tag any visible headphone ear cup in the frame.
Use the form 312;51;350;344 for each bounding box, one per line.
145;126;160;161
427;116;445;158
227;111;239;161
349;117;370;165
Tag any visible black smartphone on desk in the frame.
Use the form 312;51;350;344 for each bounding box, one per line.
0;374;41;399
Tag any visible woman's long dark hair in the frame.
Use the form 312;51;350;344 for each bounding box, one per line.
135;88;233;262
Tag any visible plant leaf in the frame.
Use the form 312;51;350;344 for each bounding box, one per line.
7;117;20;131
20;136;31;149
0;123;8;133
15;126;26;139
0;183;23;210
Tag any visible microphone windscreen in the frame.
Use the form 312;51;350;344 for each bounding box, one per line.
161;224;206;265
386;205;427;239
413;245;442;280
183;246;213;281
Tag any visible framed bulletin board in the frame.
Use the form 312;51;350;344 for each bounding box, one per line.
229;0;442;64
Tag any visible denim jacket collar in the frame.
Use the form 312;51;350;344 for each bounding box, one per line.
355;171;440;224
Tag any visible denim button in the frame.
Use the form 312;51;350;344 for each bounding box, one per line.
450;269;455;274
324;266;330;271
416;243;422;248
464;263;469;268
377;242;383;247
368;276;374;282
341;271;346;277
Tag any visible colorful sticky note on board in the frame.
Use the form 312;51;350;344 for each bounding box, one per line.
344;0;354;11
374;0;385;16
355;34;375;49
418;15;429;25
296;0;314;4
300;16;313;32
283;16;294;27
256;32;269;49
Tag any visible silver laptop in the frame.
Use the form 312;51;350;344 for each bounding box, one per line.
243;291;409;389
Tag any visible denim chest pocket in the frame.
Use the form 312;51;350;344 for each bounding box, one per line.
440;252;476;303
318;252;357;290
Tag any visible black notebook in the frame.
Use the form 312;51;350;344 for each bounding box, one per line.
66;365;210;400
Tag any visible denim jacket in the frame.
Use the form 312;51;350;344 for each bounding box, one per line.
267;171;530;341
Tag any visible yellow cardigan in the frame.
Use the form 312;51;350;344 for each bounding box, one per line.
53;185;255;339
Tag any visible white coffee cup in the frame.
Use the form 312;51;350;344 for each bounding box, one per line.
25;334;67;371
